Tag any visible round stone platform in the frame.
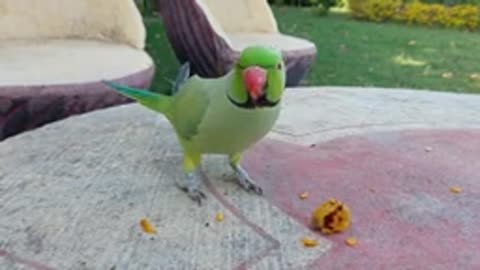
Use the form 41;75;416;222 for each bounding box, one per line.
1;87;479;270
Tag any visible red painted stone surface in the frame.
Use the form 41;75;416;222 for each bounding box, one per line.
244;129;480;269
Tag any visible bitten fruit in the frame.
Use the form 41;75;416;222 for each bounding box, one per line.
311;198;351;234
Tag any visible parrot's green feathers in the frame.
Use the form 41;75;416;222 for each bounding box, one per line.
102;80;173;116
237;46;282;69
230;72;249;104
103;46;286;204
103;45;285;148
172;62;191;95
266;66;285;103
171;77;211;140
229;46;286;107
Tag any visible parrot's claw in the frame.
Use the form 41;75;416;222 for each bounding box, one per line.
233;166;263;195
185;188;207;206
179;172;207;206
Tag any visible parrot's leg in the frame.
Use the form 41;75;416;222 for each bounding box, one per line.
229;153;263;195
179;152;206;206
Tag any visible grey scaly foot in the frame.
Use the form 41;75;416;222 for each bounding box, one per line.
231;165;263;195
179;172;206;206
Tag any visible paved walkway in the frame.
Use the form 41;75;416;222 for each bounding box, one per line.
1;87;480;269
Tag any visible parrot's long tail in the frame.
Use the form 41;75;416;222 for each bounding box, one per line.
102;80;173;117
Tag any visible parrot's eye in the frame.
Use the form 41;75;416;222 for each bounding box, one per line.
276;63;282;70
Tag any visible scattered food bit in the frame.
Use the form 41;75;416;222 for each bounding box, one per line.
140;218;157;234
345;237;358;247
312;198;351;235
215;212;224;222
408;40;417;46
425;146;433;152
299;192;309;200
205;222;210;227
442;72;454;79
450;186;462;194
368;187;376;193
301;237;319;247
309;144;316;148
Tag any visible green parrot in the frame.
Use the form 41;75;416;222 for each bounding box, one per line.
103;45;286;205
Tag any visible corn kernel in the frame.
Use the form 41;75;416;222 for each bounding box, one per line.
215;212;224;222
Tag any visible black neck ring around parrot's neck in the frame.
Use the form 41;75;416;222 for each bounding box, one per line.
227;93;279;109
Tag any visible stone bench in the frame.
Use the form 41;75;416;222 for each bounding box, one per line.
0;0;155;140
158;0;317;86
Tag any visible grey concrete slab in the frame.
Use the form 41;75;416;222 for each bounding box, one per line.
0;101;327;270
272;87;480;145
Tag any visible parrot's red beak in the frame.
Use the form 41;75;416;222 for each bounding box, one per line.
243;66;267;102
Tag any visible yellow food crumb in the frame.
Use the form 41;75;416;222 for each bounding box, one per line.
450;186;462;194
140;218;157;234
301;237;319;247
299;192;309;200
215;212;224;222
345;237;358;247
311;198;351;235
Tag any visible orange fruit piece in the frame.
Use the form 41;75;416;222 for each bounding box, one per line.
450;186;462;194
140;218;157;234
302;237;319;247
299;192;309;200
312;198;351;235
345;237;358;247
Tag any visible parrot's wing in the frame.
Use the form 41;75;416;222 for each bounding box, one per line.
172;77;211;141
172;62;191;95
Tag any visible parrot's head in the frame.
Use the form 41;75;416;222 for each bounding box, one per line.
228;46;286;109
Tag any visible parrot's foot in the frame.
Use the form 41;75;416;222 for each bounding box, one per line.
232;166;263;195
183;188;207;206
179;172;207;206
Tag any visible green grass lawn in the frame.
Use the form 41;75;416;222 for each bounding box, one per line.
144;6;480;94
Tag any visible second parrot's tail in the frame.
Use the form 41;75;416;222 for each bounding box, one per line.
102;80;173;117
